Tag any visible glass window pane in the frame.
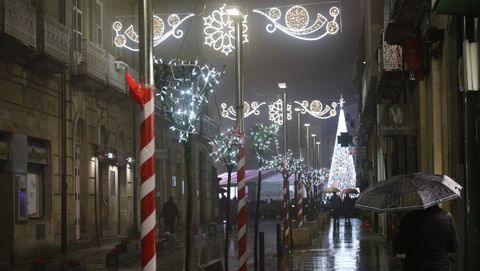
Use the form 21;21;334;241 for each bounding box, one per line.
97;28;102;45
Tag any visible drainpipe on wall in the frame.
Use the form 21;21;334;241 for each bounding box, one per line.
60;72;67;254
463;16;480;271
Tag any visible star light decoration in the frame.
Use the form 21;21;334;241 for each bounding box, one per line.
113;13;194;51
210;127;241;170
154;59;224;142
203;4;249;56
253;5;340;41
220;99;338;124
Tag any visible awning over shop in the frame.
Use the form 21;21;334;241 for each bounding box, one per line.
433;0;480;16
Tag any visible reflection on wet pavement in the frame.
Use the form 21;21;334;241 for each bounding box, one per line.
286;219;402;271
153;218;402;271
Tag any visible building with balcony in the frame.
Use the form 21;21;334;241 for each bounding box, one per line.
354;0;480;270
0;0;221;265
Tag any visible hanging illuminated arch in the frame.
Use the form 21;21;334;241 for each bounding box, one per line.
203;4;249;56
253;5;340;41
113;13;194;51
220;98;339;124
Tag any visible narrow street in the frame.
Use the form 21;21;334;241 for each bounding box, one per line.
13;218;400;271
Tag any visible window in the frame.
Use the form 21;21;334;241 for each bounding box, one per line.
73;0;83;51
95;0;103;46
27;171;43;218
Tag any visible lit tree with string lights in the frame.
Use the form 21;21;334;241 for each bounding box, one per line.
327;97;356;193
154;59;223;270
265;150;303;249
250;123;278;270
209;128;240;271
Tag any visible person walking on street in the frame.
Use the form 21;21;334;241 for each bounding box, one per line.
162;196;179;234
331;192;342;224
342;193;354;223
393;204;458;271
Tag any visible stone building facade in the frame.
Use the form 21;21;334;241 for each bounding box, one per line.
0;0;219;265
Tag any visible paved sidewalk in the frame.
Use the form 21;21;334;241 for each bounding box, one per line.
8;218;402;270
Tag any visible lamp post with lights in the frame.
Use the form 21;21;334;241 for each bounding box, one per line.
226;6;248;271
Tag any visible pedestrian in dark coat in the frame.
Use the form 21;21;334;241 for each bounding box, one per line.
393;205;458;271
331;192;342;224
162;196;179;234
342;193;354;223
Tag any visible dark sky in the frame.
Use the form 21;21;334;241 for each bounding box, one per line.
145;0;362;168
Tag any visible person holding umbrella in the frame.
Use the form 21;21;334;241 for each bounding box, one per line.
393;204;458;271
355;172;462;271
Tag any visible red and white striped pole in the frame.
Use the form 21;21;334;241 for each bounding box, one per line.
126;72;156;271
297;177;303;228
282;170;290;250
237;137;247;271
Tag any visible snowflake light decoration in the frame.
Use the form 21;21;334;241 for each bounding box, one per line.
203;4;249;56
268;98;292;125
113;13;194;51
253;5;340;41
154;59;224;142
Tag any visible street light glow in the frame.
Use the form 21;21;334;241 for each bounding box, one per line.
294;107;301;112
225;7;242;16
304;123;310;127
312;134;317;137
316;141;321;145
278;82;287;89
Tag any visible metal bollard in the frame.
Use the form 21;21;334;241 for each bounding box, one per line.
276;224;282;257
259;232;265;271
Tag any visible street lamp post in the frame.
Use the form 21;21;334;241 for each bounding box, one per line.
226;7;247;271
311;134;317;170
316;141;321;168
305;123;311;170
295;108;303;228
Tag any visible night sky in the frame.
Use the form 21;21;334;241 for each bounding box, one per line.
139;0;362;168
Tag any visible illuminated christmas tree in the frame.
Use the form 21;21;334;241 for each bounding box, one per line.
327;97;356;191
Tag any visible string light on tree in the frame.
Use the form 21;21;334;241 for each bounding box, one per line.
112;13;194;51
253;4;340;41
209;127;241;271
327;96;356;192
203;4;249;56
154;59;223;142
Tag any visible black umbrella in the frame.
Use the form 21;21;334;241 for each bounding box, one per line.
355;172;462;212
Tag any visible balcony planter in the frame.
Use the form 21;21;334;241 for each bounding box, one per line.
30;256;55;271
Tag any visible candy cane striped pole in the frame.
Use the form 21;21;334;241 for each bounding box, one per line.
297;176;303;228
126;72;156;271
282;171;290;250
237;137;247;271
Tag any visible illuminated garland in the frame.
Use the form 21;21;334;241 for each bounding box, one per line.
221;101;266;121
210;127;241;170
154;59;224;142
113;13;194;51
203;4;249;56
220;99;338;123
253;5;340;41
